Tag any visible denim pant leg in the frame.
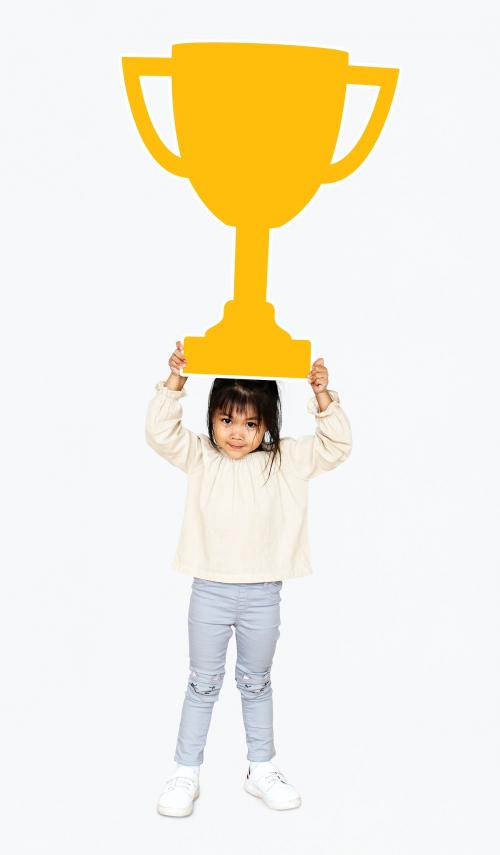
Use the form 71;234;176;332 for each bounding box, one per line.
234;581;283;762
174;578;236;765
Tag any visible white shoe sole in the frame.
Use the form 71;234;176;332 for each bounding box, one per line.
157;786;200;817
244;779;301;810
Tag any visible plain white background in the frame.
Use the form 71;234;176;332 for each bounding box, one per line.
2;1;499;853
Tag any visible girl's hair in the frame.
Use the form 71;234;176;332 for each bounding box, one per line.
207;378;282;482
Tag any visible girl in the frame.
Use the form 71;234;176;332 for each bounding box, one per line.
146;341;352;816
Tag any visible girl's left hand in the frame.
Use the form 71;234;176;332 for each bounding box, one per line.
307;357;328;394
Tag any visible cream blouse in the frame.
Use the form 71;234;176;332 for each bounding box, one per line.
146;382;352;583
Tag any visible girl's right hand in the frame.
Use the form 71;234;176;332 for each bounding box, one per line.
169;341;187;376
164;341;188;390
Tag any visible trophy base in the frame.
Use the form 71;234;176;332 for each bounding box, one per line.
183;300;311;379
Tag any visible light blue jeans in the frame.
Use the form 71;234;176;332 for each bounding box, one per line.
174;577;283;766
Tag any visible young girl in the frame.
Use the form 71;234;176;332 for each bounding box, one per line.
146;340;352;816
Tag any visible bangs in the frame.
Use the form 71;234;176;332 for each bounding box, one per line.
215;390;263;422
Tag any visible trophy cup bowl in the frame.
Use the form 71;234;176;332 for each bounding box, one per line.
122;43;399;378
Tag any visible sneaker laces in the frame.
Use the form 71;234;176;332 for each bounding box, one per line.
262;770;288;787
164;775;197;792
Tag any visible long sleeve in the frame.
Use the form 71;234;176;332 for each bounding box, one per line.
281;389;353;480
145;382;203;474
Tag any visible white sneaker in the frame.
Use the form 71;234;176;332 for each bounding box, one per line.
244;761;301;810
157;764;200;817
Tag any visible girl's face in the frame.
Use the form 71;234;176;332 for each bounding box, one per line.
213;405;267;459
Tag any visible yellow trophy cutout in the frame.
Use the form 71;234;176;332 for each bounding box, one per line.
122;43;399;379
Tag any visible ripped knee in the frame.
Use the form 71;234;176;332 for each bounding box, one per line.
236;668;272;696
189;670;224;697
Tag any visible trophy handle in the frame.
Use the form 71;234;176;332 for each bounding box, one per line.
323;65;399;184
121;57;188;178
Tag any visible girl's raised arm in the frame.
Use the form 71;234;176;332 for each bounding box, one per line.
145;342;203;475
280;389;352;480
280;357;353;480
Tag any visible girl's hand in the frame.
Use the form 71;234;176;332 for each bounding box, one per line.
164;341;188;390
168;340;187;376
307;357;328;394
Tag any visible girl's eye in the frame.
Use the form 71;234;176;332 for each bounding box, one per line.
221;418;257;428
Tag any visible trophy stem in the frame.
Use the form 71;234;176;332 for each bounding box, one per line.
233;224;269;304
185;219;310;377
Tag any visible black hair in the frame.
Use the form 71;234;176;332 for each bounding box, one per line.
207;378;282;482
